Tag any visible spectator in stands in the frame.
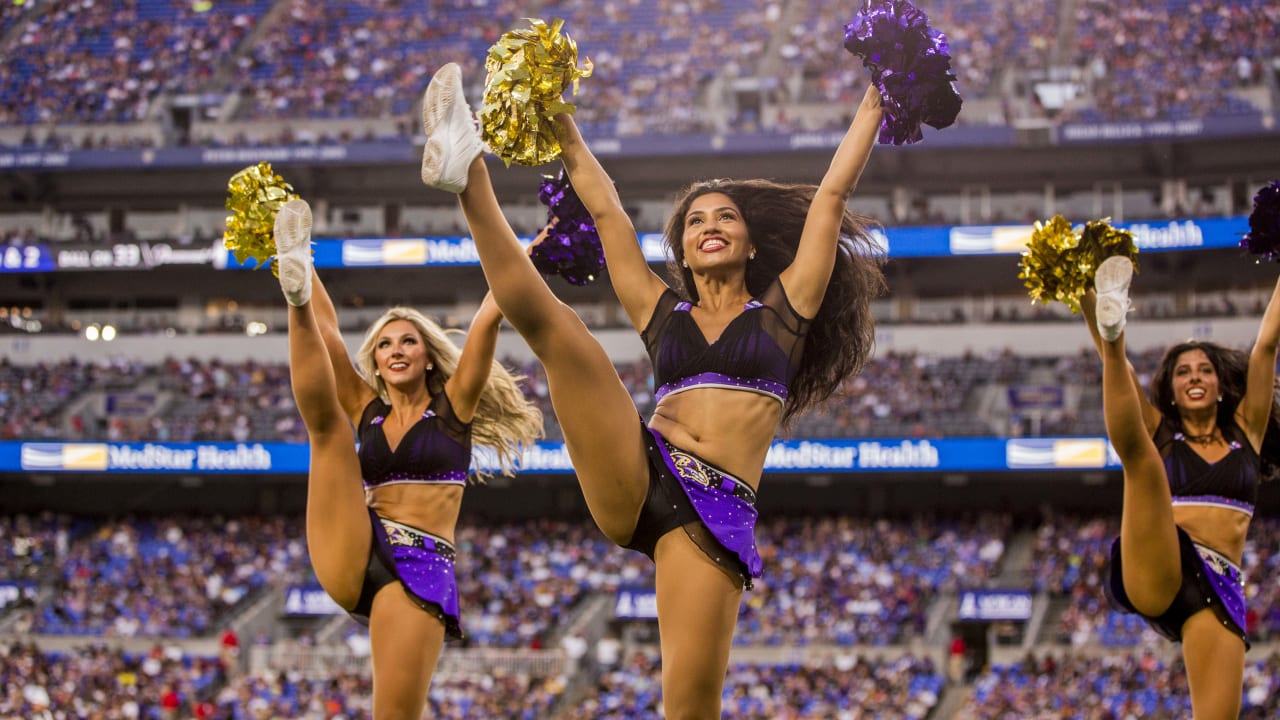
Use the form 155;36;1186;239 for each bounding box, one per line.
1077;255;1280;718
269;199;542;717
419;58;885;718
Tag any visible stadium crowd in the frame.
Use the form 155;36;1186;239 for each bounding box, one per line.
0;349;1139;444
563;652;943;719
0;0;1268;148
960;650;1280;719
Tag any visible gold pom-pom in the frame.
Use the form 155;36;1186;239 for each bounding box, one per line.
223;162;299;272
480;17;592;167
1018;215;1139;312
1019;215;1083;310
1078;217;1139;280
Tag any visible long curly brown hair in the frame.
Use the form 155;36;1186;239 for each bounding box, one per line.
661;178;887;427
1150;340;1280;481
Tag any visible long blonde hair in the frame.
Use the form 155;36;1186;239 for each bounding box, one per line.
356;307;543;478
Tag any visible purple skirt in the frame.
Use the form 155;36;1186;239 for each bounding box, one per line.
352;510;462;641
646;427;763;583
1105;525;1247;647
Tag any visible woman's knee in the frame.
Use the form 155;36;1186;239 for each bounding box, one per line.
1120;569;1179;618
309;563;363;612
597;512;641;548
305;533;366;607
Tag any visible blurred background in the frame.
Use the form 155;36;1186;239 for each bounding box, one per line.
1;0;1279;717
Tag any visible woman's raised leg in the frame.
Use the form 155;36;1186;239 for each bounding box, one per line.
276;199;371;608
421;64;650;543
1094;257;1181;616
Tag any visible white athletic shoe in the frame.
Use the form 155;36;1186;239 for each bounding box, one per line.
421;62;483;193
1094;255;1133;342
274;198;313;307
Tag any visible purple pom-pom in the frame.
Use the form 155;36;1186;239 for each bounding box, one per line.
1241;180;1280;262
532;169;604;285
844;0;963;145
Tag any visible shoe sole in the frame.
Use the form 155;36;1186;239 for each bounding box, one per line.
421;62;476;191
274;199;313;299
1094;256;1131;341
422;63;462;138
1095;255;1132;296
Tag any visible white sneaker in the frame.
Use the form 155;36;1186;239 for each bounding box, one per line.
1094;255;1133;342
421;62;483;193
274;198;313;307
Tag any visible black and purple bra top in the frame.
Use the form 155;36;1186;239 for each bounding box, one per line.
1155;417;1259;516
357;391;472;490
642;277;810;406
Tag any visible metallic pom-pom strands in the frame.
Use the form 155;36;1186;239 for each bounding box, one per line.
223;162;300;273
1019;215;1139;311
531;169;604;285
843;0;963;145
481;18;593;167
1241;180;1280;262
1019;215;1081;309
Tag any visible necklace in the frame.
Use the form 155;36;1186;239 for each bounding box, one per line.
1182;429;1220;446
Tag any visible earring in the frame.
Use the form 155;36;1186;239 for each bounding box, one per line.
681;260;688;268
426;363;434;371
1218;396;1223;403
749;251;757;260
374;370;380;376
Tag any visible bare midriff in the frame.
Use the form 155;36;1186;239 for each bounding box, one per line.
647;387;783;491
366;483;464;543
1174;504;1250;566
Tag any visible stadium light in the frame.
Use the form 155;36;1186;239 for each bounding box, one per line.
245;321;268;336
101;324;117;342
85;324;100;341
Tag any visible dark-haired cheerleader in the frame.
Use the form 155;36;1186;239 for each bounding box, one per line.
420;58;886;716
1083;254;1280;720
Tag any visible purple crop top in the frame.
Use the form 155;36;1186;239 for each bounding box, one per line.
642;277;810;405
1156;417;1259;516
357;391;472;489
